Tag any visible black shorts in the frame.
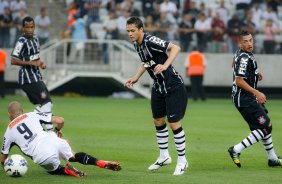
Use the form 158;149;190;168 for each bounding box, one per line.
237;102;270;131
151;85;188;123
20;81;52;105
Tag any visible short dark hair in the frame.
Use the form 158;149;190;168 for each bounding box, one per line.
22;16;34;27
238;30;252;40
126;16;143;29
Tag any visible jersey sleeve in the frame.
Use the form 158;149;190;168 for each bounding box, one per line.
146;35;169;53
11;37;25;60
234;55;249;78
1;131;13;155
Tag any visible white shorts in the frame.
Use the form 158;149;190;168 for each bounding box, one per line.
32;132;74;171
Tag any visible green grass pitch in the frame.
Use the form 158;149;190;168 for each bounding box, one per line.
0;96;281;184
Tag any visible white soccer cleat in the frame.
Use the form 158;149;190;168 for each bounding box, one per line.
173;161;188;176
148;156;172;171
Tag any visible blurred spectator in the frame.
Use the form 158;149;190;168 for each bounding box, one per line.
35;7;51;45
0;49;6;98
151;2;161;21
241;10;257;35
178;13;194;52
231;0;251;20
120;0;132;11
67;1;78;28
105;0;123;12
103;10;118;40
251;1;263;30
85;0;102;23
13;8;28;44
144;15;157;35
0;0;9;15
261;5;279;27
126;1;140;17
69;14;87;62
265;0;281;12
206;8;213;26
211;12;225;53
0;7;13;48
103;10;118;64
231;0;251;11
117;10;131;40
142;0;155;17
263;19;278;54
183;1;199;26
215;0;230;26
155;12;171;40
199;2;207;15
160;0;178;23
194;13;211;52
10;0;26;20
227;13;242;53
183;0;192;12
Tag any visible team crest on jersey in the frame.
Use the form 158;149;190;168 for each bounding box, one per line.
41;91;47;99
258;116;266;125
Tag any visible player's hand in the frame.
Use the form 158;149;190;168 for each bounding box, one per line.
258;72;263;81
38;60;46;69
125;78;138;88
154;64;168;74
254;90;266;104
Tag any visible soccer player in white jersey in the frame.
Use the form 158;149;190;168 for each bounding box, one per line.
0;101;121;177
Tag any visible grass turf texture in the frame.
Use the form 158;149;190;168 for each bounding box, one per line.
0;96;281;184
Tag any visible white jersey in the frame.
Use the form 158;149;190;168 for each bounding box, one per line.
1;112;52;158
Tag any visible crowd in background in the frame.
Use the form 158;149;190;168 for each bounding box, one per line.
64;0;282;54
0;0;51;48
1;0;282;54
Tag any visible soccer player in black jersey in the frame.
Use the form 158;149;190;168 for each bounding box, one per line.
125;17;188;175
228;30;281;168
11;16;52;115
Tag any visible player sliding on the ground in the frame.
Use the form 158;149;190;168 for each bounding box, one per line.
0;101;121;178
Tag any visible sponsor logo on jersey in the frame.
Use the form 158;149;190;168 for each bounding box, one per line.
9;114;28;129
12;42;24;57
149;36;166;47
238;57;248;75
30;54;40;61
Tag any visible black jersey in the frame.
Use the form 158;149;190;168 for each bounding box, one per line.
133;33;184;94
11;35;42;85
232;49;259;107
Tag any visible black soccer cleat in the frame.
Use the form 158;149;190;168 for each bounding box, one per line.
268;156;282;167
228;146;241;168
104;161;122;171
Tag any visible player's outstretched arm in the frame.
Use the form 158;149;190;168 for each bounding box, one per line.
125;65;146;88
51;116;64;137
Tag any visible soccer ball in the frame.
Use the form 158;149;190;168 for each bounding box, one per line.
4;154;28;177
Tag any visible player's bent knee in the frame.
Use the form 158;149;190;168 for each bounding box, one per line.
263;124;272;135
